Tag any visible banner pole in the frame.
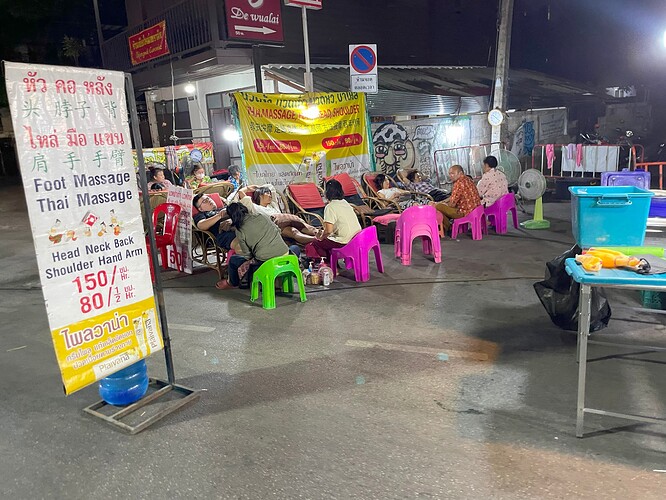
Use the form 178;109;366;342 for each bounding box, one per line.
301;6;313;92
125;72;176;385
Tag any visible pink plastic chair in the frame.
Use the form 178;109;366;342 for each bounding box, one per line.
330;225;384;282
394;205;442;266
484;193;518;234
451;205;486;240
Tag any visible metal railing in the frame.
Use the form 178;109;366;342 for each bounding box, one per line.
634;162;666;190
531;144;625;179
102;0;216;72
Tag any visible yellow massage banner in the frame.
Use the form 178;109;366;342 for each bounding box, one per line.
233;92;372;191
53;296;163;394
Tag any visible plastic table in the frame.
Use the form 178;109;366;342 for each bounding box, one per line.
564;258;666;437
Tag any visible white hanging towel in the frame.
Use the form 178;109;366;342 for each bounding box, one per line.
561;145;619;172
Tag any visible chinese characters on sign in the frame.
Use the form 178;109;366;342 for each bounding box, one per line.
4;62;163;395
233;92;371;191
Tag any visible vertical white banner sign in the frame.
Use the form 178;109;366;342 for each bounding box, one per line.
166;185;193;274
4;62;163;395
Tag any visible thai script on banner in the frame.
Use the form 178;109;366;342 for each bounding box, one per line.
133;147;167;167
166;185;193;274
133;143;215;176
4;62;163;395
233;92;372;191
129;21;169;66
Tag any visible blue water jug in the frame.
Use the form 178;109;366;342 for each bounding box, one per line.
98;359;149;406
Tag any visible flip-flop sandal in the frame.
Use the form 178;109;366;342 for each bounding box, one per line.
215;279;236;290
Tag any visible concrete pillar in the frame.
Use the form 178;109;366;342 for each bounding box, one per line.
144;93;161;148
491;0;514;146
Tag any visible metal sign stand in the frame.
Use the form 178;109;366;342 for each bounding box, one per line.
83;73;201;434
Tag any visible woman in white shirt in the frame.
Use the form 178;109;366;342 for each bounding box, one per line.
375;173;412;209
306;179;362;259
239;185;321;245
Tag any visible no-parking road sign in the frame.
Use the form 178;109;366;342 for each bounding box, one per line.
349;44;377;75
349;44;378;94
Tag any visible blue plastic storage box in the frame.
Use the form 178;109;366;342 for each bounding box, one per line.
601;170;651;190
569;186;654;247
649;194;666;218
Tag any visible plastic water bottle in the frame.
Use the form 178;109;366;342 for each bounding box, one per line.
319;257;333;286
98;359;149;406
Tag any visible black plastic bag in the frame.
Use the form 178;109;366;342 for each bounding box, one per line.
534;245;611;332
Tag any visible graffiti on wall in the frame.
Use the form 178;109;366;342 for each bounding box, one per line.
372;123;417;176
371;110;566;183
371;117;480;180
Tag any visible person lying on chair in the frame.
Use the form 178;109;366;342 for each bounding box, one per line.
238;185;321;245
215;202;300;290
402;170;448;202
374;173;414;210
192;193;238;253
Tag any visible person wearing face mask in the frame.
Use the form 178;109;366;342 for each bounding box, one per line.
185;163;213;190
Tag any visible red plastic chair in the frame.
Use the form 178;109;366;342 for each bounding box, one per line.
451;205;486;240
330;225;384;282
484;193;518;234
150;203;182;271
394;205;442;266
145;241;156;283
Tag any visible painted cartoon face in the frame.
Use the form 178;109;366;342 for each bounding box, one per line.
373;123;416;176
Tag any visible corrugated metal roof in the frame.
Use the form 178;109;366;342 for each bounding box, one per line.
263;64;601;116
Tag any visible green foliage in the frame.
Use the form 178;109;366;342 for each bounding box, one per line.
62;36;86;65
0;0;95;67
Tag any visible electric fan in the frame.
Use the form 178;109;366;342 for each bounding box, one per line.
518;169;550;229
490;149;521;187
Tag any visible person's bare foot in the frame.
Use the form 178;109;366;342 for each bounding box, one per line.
215;279;236;290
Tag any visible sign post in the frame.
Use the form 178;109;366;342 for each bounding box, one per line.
284;0;323;92
349;44;378;94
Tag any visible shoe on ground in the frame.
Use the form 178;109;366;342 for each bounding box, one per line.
215;279;236;290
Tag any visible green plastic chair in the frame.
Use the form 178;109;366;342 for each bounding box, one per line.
250;254;307;309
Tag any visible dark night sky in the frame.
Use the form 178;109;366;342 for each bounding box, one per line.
2;0;666;89
262;0;666;89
